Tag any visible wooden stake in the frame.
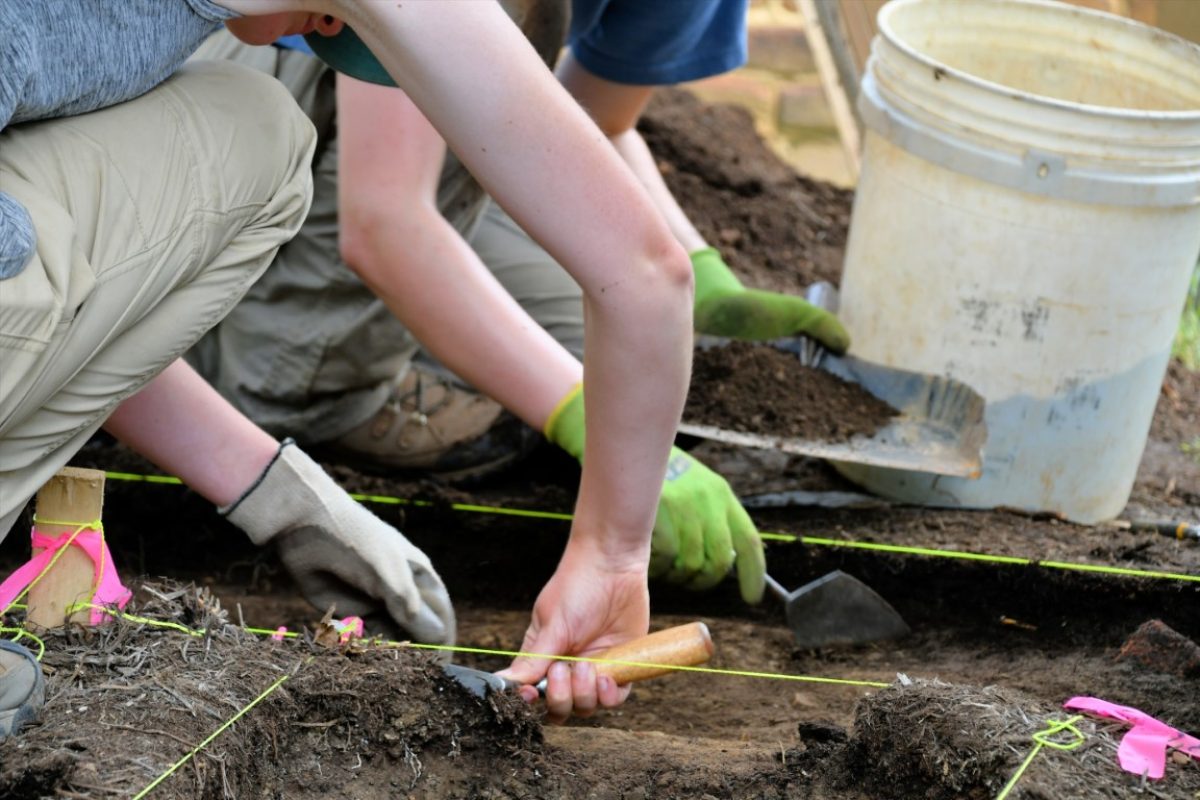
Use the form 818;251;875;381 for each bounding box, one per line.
26;467;105;630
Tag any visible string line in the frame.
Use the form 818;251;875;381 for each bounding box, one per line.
995;715;1085;800
101;469;1199;585
82;605;890;688
0;519;100;620
130;669;296;800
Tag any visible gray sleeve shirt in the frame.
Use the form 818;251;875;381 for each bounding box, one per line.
0;0;239;278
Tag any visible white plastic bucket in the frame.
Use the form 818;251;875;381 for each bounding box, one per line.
836;0;1200;523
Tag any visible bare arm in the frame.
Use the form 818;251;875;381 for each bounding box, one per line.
326;1;694;568
556;50;708;254
335;75;580;431
552;48;852;352
217;0;694;716
217;0;692;557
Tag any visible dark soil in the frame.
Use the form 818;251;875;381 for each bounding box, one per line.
640;89;854;294
0;584;543;800
838;679;1197;800
4;88;1200;799
685;341;898;441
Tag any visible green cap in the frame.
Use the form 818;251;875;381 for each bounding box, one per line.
304;26;396;87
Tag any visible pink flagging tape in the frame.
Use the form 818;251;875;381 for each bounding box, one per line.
0;526;131;625
1064;696;1200;779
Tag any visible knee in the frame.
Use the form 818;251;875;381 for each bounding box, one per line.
174;60;317;219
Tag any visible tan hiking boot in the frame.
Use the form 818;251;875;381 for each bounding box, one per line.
318;364;537;480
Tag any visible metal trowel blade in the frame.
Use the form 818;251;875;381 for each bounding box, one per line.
783;571;910;648
443;664;521;697
443;664;547;698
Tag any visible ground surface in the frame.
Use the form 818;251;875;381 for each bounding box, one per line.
2;89;1199;799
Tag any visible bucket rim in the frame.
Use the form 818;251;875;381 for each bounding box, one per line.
877;0;1200;122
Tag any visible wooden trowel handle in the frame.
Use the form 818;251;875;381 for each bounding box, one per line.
592;622;713;684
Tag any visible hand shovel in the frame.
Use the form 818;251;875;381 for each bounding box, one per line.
443;621;714;698
765;571;910;649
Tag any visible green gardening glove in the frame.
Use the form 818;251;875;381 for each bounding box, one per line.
544;384;766;604
692;247;851;354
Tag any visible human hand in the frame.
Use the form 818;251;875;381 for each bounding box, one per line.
221;440;455;644
653;448;766;604
691;248;850;353
497;539;650;724
544;387;765;603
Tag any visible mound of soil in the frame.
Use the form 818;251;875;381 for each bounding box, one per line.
685;341;898;441
0;584;541;800
840;679;1200;800
640;89;854;294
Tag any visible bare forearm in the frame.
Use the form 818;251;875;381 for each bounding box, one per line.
555;51;708;255
335;1;693;556
574;274;692;565
346;207;580;430
102;360;277;506
610;128;707;254
335;73;578;430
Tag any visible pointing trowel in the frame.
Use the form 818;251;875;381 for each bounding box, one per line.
443;622;714;698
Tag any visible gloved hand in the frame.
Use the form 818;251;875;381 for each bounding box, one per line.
691;247;850;354
544;385;765;604
221;439;455;644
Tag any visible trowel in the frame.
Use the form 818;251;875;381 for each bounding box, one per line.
765;571;910;649
443;621;714;698
681;283;987;479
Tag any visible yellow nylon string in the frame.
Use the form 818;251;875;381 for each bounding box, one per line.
0;519;101;620
67;604;888;798
82;605;890;689
0;626;45;660
100;470;1199;583
131;669;298;800
995;715;1085;800
403;642;891;688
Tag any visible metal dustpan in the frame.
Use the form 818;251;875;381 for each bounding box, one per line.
680;284;987;479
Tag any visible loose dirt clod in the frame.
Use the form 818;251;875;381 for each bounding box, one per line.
1117;619;1200;678
685;341;899;441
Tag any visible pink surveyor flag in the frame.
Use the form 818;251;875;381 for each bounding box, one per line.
1064;696;1200;780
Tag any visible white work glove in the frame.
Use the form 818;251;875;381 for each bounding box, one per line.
221;440;455;645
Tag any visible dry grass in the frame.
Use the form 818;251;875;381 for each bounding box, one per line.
848;678;1200;800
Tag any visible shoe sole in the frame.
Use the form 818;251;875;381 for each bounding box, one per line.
0;640;45;739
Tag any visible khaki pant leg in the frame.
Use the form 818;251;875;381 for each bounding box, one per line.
189;130;419;443
186;34;580;442
464;201;585;361
0;60;315;539
188;32;417;443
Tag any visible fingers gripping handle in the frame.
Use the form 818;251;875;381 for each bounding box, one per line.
592;622;714;684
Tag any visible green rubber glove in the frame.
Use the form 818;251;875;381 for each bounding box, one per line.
692;247;851;354
544;384;766;604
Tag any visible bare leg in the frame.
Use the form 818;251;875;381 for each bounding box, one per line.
103;359;277;507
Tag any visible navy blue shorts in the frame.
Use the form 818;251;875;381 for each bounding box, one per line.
569;0;748;85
